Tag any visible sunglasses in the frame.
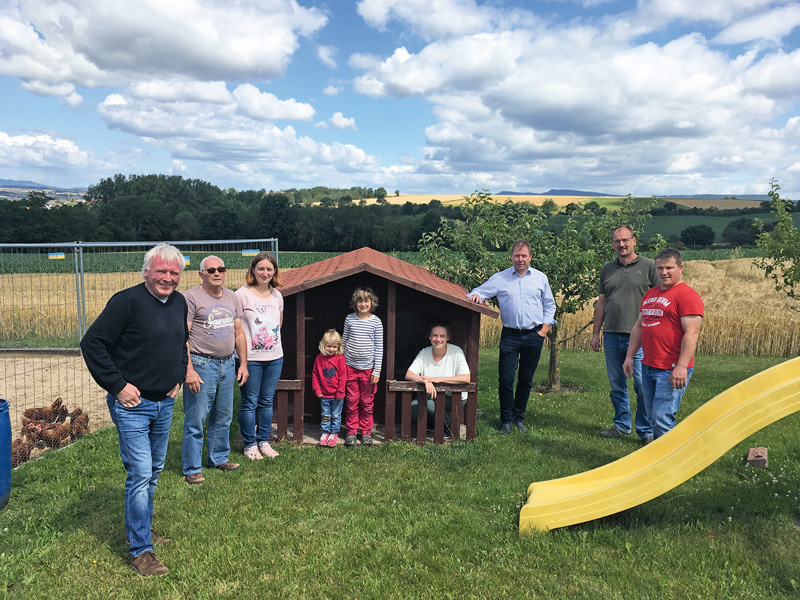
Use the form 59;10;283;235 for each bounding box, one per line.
203;267;227;274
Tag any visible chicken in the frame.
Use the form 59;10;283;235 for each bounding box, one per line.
23;397;64;422
21;419;44;447
70;410;90;440
11;435;33;467
39;421;72;448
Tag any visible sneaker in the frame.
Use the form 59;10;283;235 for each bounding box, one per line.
130;550;169;576
184;472;205;485
599;426;626;439
319;433;330;446
361;434;373;446
642;436;654;446
327;433;338;447
243;445;263;461
259;442;279;458
344;434;357;447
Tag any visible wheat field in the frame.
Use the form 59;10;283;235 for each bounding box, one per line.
480;258;800;357
1;260;797;356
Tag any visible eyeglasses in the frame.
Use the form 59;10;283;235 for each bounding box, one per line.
203;267;227;274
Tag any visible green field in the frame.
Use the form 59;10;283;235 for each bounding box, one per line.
3;350;799;598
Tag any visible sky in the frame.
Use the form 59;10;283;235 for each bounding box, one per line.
1;0;799;198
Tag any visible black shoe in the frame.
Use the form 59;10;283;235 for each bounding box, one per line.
599;426;626;439
344;434;357;447
499;423;511;435
642;436;654;446
515;421;528;433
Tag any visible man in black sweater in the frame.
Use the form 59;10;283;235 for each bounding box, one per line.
81;243;189;577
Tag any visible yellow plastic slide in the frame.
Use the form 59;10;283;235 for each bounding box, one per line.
519;356;800;532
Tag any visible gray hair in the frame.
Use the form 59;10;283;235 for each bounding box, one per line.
199;255;224;271
142;244;185;276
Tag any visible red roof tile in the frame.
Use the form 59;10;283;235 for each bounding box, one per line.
279;247;497;317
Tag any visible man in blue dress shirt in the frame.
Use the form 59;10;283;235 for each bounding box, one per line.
468;239;556;434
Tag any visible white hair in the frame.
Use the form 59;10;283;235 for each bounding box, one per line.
142;244;185;276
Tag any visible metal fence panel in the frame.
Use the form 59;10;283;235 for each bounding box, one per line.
0;239;277;466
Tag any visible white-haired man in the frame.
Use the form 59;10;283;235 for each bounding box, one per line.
81;243;189;576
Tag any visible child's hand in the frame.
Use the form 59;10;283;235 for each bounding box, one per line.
370;374;379;384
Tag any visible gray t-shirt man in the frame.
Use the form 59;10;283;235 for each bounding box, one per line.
591;227;657;442
185;286;243;358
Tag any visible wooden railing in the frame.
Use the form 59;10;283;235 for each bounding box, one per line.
272;379;478;445
386;381;478;445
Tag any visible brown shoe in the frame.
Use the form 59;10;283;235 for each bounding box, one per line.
185;472;205;484
130;550;169;576
210;461;240;471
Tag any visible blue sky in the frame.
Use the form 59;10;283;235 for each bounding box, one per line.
1;0;799;197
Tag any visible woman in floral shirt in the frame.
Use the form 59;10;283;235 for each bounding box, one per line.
236;252;284;460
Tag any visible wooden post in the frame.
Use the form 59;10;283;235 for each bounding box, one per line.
294;291;306;443
385;281;396;439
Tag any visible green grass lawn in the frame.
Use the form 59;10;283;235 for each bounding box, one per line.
2;350;799;599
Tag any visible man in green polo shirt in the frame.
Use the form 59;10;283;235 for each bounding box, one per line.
590;225;657;444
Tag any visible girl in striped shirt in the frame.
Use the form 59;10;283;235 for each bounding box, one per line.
342;287;383;447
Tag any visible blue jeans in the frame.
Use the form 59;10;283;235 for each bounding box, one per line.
498;328;546;424
106;393;175;558
604;333;651;439
320;398;344;434
182;354;235;474
239;357;283;448
641;364;693;439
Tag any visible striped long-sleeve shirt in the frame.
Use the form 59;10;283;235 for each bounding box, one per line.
342;312;383;377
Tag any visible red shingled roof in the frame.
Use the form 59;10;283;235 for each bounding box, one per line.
279;247;497;317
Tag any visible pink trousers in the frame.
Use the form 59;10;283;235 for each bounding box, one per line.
345;366;376;436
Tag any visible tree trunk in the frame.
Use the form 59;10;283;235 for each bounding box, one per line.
547;322;561;391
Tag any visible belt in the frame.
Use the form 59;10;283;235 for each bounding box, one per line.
190;352;234;362
502;324;544;335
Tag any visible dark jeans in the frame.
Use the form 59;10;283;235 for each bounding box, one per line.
498;328;546;424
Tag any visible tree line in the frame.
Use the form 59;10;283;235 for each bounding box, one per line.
1;174;457;250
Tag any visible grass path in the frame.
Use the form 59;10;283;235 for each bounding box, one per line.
2;350;799;598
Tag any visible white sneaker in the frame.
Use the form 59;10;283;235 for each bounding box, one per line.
259;442;279;458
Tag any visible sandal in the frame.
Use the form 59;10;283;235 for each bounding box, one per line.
243;445;263;461
259;442;279;458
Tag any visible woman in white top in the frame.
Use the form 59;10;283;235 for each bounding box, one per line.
405;324;470;432
236;252;283;460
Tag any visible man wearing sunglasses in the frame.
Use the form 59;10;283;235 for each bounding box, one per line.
181;256;249;485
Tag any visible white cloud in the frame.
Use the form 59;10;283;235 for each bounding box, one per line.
356;0;525;41
317;45;337;69
94;89;379;187
315;112;357;130
129;80;233;104
349;5;800;195
0;0;327;93
232;84;315;121
0;131;94;169
323;85;342;96
714;4;800;44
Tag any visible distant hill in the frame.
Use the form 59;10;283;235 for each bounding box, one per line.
660;194;770;201
498;189;620;197
0;179;86;192
498;189;772;201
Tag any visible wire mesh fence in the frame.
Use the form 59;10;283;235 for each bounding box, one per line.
0;239;278;467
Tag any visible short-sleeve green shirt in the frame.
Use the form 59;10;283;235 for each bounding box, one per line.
597;255;657;334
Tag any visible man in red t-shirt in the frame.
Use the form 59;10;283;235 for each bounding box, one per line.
623;248;704;441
